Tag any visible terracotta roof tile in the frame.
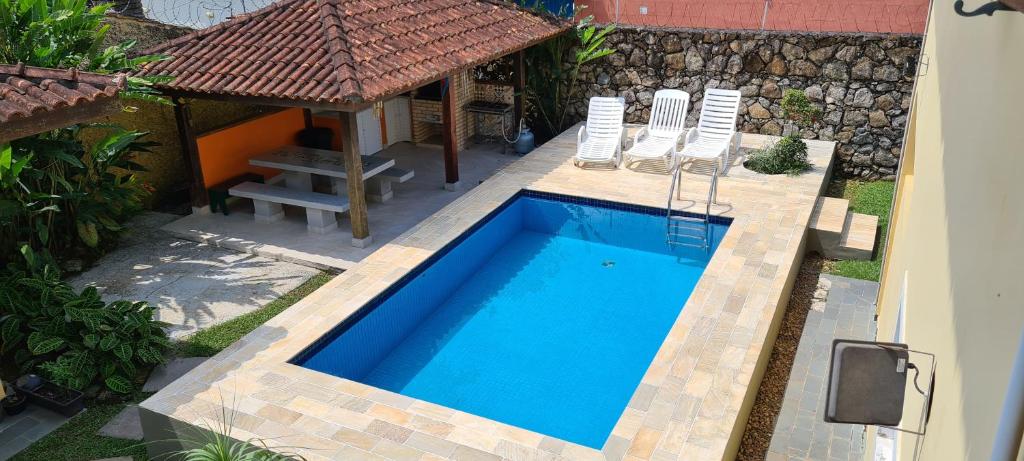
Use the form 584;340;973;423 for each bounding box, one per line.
140;0;569;105
0;64;125;124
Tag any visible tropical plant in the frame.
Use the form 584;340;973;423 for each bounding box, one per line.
0;0;168;267
0;0;170;103
522;3;615;140
0;127;155;266
0;249;171;393
158;396;308;461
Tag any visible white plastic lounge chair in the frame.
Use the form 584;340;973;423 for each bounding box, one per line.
676;88;743;174
575;96;626;167
625;89;690;168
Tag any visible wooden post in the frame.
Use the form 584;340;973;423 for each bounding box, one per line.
339;111;371;247
172;98;209;212
441;75;459;190
512;49;527;123
302;108;314;128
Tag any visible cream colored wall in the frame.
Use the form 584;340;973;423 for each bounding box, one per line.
873;2;1024;460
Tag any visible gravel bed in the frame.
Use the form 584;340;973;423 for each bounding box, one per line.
736;254;824;460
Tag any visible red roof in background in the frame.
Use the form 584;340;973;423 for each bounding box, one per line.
140;0;569;106
576;0;929;34
0;64;124;123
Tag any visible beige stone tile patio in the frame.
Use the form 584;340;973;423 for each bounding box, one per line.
139;124;834;461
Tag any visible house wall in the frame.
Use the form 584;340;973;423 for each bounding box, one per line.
870;3;1024;460
570;27;921;179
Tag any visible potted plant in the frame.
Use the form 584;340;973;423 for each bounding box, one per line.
744;88;820;175
18;376;84;417
2;379;27;415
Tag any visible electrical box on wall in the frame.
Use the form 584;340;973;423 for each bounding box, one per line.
825;340;910;426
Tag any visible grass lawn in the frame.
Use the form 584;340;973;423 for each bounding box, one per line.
12;271;333;461
177;272;333;357
11;395;149;461
823;179;896;281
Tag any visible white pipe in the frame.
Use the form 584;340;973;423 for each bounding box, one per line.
991;328;1024;461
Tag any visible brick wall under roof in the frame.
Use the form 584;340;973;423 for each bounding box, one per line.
577;0;929;34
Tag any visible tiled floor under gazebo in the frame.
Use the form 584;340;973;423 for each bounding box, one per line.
162;141;519;270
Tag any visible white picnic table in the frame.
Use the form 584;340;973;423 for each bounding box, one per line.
249;145;395;197
230;145;407;236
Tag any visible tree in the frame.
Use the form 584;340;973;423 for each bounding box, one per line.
522;4;615;141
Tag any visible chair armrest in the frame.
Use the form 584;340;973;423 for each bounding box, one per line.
632;126;650;146
577;126;586;145
684;127;699;144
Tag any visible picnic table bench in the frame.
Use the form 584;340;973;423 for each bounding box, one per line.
228;182;350;234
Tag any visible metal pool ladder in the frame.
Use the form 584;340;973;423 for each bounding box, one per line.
666;163;718;251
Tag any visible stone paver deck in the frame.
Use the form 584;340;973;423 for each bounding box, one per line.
139;126;835;461
767;274;879;461
0;404;69;460
69;212;319;338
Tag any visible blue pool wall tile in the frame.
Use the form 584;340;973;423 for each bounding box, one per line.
298;200;526;379
293;190;733;376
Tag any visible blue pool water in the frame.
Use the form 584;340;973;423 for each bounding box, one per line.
296;192;729;448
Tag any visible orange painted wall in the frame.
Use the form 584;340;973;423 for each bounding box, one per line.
312;115;343;151
196;108;306;187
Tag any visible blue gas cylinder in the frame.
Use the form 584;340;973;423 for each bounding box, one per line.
514;127;535;155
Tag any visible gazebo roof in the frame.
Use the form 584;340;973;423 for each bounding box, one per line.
140;0;569;109
0;64;126;142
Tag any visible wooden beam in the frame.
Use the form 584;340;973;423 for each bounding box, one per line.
512;49;527;123
0;99;121;144
441;76;459;189
338;111;371;246
172;98;209;211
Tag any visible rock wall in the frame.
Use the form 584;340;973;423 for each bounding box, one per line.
571;28;922;179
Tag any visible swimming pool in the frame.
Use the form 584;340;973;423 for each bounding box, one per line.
295;191;730;449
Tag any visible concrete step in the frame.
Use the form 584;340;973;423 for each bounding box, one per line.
809;197;850;236
808;197;877;261
836;212;878;260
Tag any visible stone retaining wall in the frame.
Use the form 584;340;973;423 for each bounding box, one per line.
570;27;922;178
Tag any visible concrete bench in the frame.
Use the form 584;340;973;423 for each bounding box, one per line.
207;172;264;216
228;182;350;234
366;167;415;202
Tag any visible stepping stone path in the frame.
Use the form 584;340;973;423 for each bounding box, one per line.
98;405;143;441
99;357;207;441
142;357;208;393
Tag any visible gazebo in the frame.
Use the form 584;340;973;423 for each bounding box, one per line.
0;63;126;143
139;0;569;247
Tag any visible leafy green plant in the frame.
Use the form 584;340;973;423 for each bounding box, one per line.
521;3;615;140
158;396;307;461
780;88;821;126
0;126;155;266
0;251;170;393
745;88;820;175
0;0;170;103
0;0;169;267
744;136;812;175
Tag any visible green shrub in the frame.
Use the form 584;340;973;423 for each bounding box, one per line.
0;257;170;393
780;88;821;125
744;135;813;175
0;128;156;267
